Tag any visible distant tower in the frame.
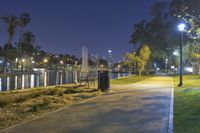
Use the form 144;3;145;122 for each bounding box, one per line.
81;46;88;75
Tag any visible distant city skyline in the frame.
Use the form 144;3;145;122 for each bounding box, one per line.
0;0;159;61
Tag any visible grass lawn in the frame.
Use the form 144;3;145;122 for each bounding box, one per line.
173;74;200;133
110;75;152;85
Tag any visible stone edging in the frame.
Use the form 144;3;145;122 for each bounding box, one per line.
168;78;174;133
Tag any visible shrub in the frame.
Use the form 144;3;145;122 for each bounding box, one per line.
0;96;11;107
15;94;29;103
57;91;64;96
31;92;43;98
64;88;83;94
31;104;39;112
30;99;50;112
45;89;59;95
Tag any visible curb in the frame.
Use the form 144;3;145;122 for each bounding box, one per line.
168;78;174;133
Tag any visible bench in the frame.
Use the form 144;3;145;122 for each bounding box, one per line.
79;72;97;87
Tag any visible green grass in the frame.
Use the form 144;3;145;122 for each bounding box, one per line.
173;74;200;133
110;75;152;85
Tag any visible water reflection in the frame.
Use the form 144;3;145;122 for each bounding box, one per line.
44;72;47;87
0;70;78;91
30;74;34;88
22;74;25;89
15;76;17;89
0;71;129;92
0;78;1;91
7;77;10;90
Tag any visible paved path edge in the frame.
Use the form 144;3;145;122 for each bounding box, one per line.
168;78;174;133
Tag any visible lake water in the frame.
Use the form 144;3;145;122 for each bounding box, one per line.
0;71;130;92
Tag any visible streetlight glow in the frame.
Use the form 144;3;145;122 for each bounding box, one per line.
173;50;178;56
22;58;26;62
44;58;48;63
108;50;112;53
60;60;64;64
178;23;186;32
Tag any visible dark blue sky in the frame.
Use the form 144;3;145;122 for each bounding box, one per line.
0;0;160;61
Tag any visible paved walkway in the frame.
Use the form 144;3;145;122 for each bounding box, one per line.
1;76;173;133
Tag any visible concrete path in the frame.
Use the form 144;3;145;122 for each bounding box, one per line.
1;76;173;133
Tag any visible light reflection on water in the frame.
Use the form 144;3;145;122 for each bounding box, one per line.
0;78;2;91
7;77;10;90
30;74;34;88
0;71;129;92
44;72;47;87
22;74;25;89
15;76;17;89
0;70;78;91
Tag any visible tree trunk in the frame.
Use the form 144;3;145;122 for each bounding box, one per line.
17;27;24;71
7;35;12;50
139;69;142;77
18;27;24;55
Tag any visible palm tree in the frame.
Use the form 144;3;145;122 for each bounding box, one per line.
16;13;31;72
18;12;31;54
21;31;35;55
1;15;19;50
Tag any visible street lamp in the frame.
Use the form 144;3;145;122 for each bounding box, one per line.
173;50;178;56
177;23;186;87
22;58;26;63
21;58;26;72
43;58;48;69
108;50;112;69
60;60;64;65
44;58;48;63
108;50;112;53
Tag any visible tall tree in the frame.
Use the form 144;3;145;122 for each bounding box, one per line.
18;12;31;54
1;15;19;49
21;32;35;56
130;1;179;69
170;0;200;39
124;45;151;77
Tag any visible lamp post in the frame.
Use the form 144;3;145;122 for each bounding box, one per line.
177;23;186;87
43;58;48;69
173;50;178;56
22;58;26;72
60;60;64;69
108;50;112;70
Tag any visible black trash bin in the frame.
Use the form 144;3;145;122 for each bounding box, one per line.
98;70;110;91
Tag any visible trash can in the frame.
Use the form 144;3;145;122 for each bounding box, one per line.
98;70;110;91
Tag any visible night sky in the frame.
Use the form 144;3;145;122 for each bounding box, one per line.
0;0;160;61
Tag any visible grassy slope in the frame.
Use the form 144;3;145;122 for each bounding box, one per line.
110;75;152;85
173;75;200;133
0;86;100;130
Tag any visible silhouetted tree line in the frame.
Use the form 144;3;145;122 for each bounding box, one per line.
129;0;200;73
0;12;80;72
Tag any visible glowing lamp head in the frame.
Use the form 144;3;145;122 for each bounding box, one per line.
22;58;26;62
178;23;186;32
60;60;64;64
44;58;48;63
108;50;112;53
173;50;178;56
